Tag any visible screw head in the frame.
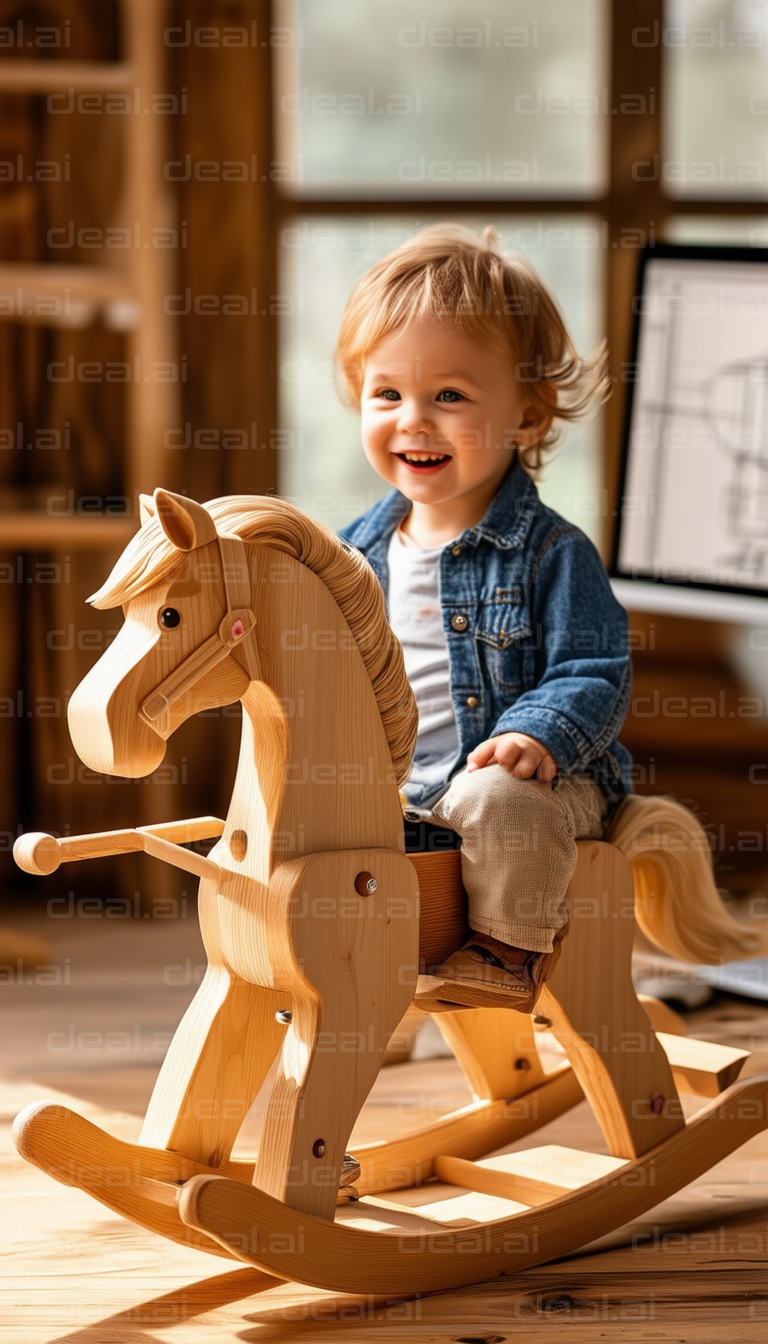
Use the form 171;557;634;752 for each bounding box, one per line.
312;1138;326;1158
354;870;377;896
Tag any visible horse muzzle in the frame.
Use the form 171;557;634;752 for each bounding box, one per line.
67;623;167;778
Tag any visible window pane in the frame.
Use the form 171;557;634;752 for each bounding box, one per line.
666;214;768;244
664;0;768;198
275;0;609;196
278;215;604;543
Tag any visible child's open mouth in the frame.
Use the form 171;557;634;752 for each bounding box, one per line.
395;452;451;474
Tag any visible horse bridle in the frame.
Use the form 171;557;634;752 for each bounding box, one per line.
140;531;261;738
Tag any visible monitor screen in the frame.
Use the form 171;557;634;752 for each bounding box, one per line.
610;243;768;622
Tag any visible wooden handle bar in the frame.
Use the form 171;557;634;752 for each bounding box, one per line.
13;816;226;877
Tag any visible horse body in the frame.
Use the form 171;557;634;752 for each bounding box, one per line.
65;494;419;1202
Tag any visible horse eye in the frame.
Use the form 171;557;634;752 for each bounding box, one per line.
159;607;181;629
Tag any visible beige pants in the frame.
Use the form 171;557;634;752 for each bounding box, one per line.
422;767;607;954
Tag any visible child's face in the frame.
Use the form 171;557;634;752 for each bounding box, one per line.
360;317;548;513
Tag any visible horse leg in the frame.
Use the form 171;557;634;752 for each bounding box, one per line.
140;967;287;1168
253;849;419;1220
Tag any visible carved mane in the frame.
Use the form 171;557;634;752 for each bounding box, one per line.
88;494;417;787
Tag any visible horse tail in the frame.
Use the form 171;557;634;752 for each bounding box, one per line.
606;793;768;964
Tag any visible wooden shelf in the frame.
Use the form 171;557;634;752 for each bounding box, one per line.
0;2;181;496
0;513;136;550
0;61;134;93
0;264;135;328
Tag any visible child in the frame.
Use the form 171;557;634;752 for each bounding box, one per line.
336;224;632;1011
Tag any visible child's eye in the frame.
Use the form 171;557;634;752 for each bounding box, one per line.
436;389;465;403
376;388;401;401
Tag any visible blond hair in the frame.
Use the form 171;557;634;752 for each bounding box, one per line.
335;223;610;475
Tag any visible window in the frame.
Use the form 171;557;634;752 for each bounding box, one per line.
664;0;768;199
277;0;608;196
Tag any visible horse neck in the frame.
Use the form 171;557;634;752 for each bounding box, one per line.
222;544;404;878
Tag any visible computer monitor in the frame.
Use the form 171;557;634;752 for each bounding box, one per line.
610;242;768;624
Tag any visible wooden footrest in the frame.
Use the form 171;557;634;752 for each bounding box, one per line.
413;973;530;1013
434;1145;627;1208
658;1033;749;1098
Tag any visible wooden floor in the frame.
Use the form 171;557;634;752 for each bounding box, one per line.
2;902;768;1343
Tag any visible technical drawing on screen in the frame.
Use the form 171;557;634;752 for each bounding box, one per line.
615;246;768;596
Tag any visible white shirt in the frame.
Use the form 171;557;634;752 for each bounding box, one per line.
387;527;461;795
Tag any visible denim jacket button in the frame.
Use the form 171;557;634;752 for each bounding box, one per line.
466;696;479;707
451;544;463;556
450;613;469;632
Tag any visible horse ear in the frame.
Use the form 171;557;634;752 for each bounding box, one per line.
139;493;156;525
153;489;218;551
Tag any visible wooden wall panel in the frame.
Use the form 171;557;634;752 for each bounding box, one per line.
169;0;278;503
0;1;145;900
3;0;274;900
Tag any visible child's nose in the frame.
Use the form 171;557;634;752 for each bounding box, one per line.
397;400;433;435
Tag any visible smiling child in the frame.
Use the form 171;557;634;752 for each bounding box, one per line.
337;224;631;1010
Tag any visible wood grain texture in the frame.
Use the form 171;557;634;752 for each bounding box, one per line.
13;485;768;1303
433;1145;629;1208
12;1100;240;1260
3;902;768;1341
657;1032;749;1099
409;849;468;970
169;0;277;503
178;1072;768;1295
432;1008;547;1102
352;1063;582;1196
14;816;225;876
252;849;419;1220
540;842;684;1159
17;519;419;1213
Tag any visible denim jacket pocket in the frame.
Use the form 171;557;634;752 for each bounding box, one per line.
474;587;530;651
474;587;532;700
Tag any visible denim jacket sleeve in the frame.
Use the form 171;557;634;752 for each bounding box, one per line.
489;527;632;771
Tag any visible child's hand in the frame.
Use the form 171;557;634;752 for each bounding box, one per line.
466;732;558;783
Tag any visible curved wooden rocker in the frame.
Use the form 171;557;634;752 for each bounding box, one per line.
13;488;768;1292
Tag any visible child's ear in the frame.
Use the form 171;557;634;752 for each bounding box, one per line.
515;399;554;449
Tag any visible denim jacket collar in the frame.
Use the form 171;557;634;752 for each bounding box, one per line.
347;457;539;553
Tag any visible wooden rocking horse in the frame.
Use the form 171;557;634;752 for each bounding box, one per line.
13;488;768;1295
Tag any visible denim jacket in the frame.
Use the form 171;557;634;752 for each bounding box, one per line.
339;457;633;813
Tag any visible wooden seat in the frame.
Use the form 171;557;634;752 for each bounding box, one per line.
409;848;468;971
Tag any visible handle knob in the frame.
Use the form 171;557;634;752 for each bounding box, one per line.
13;832;61;876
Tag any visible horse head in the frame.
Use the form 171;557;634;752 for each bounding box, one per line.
67;488;261;777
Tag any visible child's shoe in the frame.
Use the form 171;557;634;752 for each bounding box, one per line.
337;1152;361;1203
430;928;566;1013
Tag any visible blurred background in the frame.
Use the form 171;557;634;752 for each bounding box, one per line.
3;0;768;910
